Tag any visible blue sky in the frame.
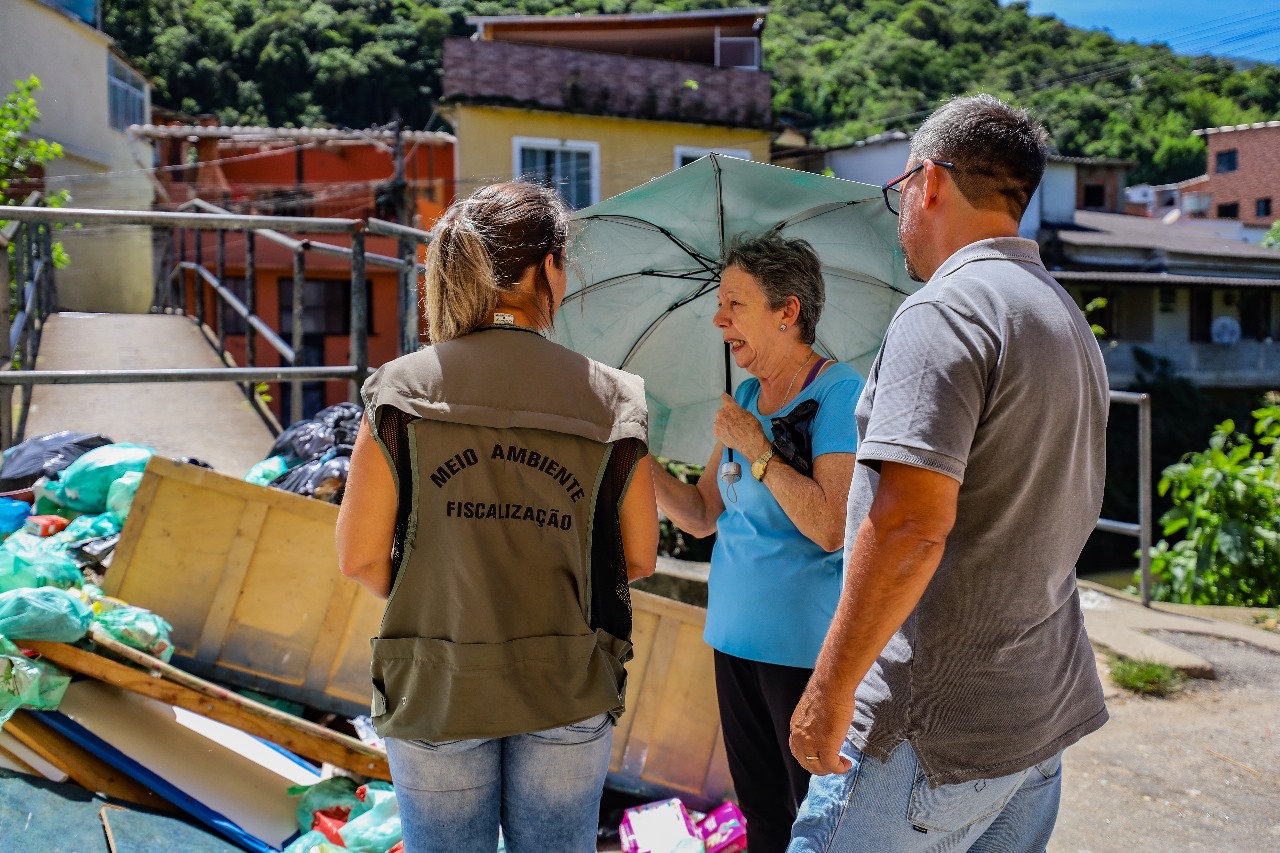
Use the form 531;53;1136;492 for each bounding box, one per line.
1014;2;1280;64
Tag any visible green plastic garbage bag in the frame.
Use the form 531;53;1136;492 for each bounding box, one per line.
0;588;91;642
107;471;143;524
281;831;344;853
45;444;154;514
288;776;362;834
245;456;290;487
0;635;70;726
339;785;401;853
0;549;82;593
93;605;174;662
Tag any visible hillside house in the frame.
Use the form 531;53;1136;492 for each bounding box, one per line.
1190;121;1280;241
439;8;775;207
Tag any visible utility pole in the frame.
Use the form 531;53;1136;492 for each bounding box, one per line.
390;116;407;226
388;116;418;354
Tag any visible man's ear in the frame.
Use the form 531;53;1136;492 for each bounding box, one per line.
920;160;945;210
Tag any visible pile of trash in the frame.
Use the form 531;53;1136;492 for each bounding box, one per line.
0;431;176;728
246;403;362;504
618;799;747;853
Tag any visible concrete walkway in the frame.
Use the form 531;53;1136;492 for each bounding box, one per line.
22;313;275;477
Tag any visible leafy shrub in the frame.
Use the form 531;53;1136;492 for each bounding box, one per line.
1145;398;1280;606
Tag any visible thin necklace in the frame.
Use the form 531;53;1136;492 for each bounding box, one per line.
779;352;813;406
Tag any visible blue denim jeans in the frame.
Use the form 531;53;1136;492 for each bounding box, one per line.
788;738;1064;853
385;713;613;853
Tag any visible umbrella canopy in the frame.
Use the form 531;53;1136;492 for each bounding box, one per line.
553;154;921;464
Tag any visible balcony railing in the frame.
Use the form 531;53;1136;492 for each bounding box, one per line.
442;38;772;129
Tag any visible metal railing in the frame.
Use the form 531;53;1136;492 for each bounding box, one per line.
0;193;56;448
1096;390;1154;606
0;201;431;447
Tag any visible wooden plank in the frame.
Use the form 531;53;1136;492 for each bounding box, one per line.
195;502;267;665
5;710;178;812
303;579;359;693
619;614;683;779
102;462;163;598
0;739;43;776
23;637;390;781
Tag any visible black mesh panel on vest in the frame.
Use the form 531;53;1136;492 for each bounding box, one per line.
590;436;642;640
375;407;416;587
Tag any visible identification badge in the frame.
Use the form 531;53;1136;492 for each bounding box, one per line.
494;312;516;326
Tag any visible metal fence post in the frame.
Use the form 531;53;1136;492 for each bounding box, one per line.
216;229;227;357
398;236;416;356
350;226;368;401
245;230;257;373
291;247;306;421
1137;393;1153;606
194;228;204;328
178;228;188;314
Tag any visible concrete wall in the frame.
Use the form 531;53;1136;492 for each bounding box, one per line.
826;140;911;187
1;0;154;313
1040;162;1077;224
447;105;771;203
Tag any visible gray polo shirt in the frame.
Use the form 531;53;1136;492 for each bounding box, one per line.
845;237;1109;787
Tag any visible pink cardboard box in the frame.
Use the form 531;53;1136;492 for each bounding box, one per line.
619;798;705;853
698;802;747;853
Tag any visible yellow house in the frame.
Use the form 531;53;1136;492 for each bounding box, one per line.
440;8;774;206
0;0;154;312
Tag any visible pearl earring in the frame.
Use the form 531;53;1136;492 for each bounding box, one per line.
779;324;787;331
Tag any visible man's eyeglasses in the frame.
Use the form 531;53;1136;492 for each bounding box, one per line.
881;160;955;216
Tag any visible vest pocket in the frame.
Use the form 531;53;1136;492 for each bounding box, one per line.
370;629;631;742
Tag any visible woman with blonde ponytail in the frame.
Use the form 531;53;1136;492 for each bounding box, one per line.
337;182;658;853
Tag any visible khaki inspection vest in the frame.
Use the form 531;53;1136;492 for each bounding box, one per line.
361;326;648;742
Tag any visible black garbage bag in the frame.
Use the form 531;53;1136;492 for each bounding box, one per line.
268;447;352;503
267;403;363;467
0;431;113;492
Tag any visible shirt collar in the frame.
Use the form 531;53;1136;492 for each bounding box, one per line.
930;237;1046;283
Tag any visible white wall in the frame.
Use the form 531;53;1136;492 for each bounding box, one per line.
0;0;155;312
1039;161;1077;225
826;140;912;187
1152;286;1188;343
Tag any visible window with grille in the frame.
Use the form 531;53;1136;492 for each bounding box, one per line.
108;55;147;132
514;138;599;210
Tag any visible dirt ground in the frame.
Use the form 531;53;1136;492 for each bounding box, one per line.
1050;631;1280;852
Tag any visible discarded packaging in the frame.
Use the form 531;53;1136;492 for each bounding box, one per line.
244;455;291;486
0;498;32;537
92;605;174;662
338;783;402;853
281;830;344;853
697;802;747;853
0;548;83;593
0;431;112;493
620;798;706;853
289;776;361;834
0;635;70;726
24;515;70;538
106;471;143;523
45;443;155;513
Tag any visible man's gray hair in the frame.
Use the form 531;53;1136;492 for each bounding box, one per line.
723;231;825;344
910;94;1050;220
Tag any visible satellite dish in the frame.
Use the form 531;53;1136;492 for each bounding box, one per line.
1211;315;1242;346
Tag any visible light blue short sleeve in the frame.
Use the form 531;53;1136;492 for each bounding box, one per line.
810;364;864;459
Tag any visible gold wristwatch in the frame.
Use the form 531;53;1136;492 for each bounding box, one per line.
751;447;775;481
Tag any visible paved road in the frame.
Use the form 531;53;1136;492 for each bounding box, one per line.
1051;631;1280;852
23;313;275;477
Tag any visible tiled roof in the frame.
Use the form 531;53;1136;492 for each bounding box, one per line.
1055;210;1280;262
1193;120;1280;137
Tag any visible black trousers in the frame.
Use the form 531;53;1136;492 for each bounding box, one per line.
713;650;814;853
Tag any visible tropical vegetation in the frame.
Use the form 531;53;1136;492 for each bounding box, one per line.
1145;396;1280;607
102;0;1280;185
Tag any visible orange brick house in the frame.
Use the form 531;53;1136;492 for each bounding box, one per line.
1193;121;1280;231
138;124;455;420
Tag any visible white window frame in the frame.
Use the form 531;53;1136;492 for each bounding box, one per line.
714;31;762;71
674;146;752;170
512;136;601;208
108;55;148;133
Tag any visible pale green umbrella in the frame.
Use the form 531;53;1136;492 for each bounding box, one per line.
553;154;920;465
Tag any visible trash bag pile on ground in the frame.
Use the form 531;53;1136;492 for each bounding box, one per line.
248;403;362;504
0;433;177;727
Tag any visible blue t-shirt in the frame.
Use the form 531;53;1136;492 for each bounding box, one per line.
704;361;864;669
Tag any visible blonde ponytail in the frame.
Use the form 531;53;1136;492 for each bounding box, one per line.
423;183;569;343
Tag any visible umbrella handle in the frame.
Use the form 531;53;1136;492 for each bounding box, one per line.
719;341;740;501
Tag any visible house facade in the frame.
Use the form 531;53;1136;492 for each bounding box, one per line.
1043;211;1280;390
0;0;155;312
440;8;775;207
1193;121;1280;238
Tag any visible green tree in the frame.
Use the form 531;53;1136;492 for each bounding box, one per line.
2;76;69;281
1145;398;1280;607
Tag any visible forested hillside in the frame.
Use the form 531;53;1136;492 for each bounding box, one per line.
103;0;1280;185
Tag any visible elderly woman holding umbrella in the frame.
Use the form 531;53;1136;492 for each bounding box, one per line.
652;231;863;853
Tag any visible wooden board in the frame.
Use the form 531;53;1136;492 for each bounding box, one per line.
104;457;731;804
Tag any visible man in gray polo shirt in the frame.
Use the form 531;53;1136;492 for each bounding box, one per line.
787;94;1109;851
